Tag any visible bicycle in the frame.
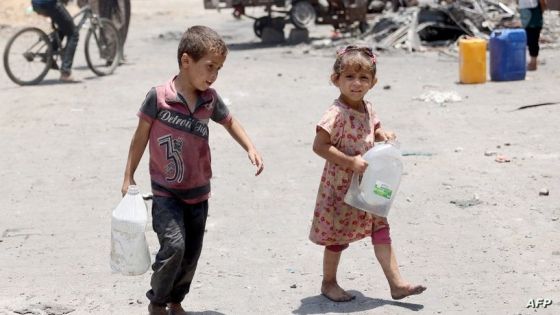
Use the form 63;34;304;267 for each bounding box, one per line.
3;3;122;86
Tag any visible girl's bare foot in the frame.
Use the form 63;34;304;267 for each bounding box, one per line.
321;280;355;302
168;303;187;315
390;283;427;300
528;58;538;71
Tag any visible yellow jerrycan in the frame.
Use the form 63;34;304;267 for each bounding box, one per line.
459;37;487;84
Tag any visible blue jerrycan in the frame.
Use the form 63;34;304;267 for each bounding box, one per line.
490;29;526;81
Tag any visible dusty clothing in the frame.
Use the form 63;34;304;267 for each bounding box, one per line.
309;99;389;246
146;196;208;305
138;77;232;204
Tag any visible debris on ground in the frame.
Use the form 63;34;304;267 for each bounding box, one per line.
13;303;75;315
514;101;560;111
415;89;462;104
495;154;511;163
494;154;511;163
402;151;434;156
309;0;559;52
450;197;483;208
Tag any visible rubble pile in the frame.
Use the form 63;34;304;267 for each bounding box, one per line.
358;0;559;51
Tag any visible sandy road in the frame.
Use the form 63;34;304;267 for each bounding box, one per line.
1;0;560;314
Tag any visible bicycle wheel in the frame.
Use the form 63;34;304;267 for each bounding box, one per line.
3;27;53;85
100;0;130;46
85;18;121;76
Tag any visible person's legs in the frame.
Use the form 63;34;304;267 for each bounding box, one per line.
48;2;79;78
525;27;542;71
167;200;209;315
146;196;188;313
371;220;426;300
321;245;354;302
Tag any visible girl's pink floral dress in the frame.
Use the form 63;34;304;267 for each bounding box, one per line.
309;99;388;246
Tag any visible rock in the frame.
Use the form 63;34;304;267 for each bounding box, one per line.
454;147;463;153
290;284;297;288
287;28;309;45
539;188;549;196
484;150;497;156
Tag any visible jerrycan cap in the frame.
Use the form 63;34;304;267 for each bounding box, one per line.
127;185;140;195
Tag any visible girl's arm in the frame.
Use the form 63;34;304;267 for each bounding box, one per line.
122;119;151;195
313;128;368;173
223;117;264;176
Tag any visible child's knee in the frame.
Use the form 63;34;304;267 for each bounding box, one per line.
326;244;349;252
371;227;392;245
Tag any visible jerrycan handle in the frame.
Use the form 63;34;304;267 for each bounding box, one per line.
127;185;140;195
373;139;401;149
349;172;361;194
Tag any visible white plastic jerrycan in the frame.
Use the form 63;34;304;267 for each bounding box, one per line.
344;142;403;217
110;185;151;276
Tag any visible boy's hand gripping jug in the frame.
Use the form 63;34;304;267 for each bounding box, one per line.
344;142;403;217
110;185;151;275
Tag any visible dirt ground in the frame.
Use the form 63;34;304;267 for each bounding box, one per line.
1;0;559;314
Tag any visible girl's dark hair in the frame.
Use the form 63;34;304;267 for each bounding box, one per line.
332;46;377;81
177;25;228;66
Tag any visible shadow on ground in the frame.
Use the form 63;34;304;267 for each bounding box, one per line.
292;290;424;314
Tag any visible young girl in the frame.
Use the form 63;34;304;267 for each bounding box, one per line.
310;45;426;302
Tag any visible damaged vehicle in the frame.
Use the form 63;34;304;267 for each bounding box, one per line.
203;0;371;38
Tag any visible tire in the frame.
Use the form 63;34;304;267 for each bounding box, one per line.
290;1;316;29
3;27;53;86
253;16;271;38
85;18;121;76
86;0;130;46
99;0;130;45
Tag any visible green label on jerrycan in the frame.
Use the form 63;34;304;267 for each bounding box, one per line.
373;181;393;199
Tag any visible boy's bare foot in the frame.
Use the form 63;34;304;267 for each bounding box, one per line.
59;73;80;83
321;281;355;302
168;303;188;315
148;303;167;315
390;284;427;300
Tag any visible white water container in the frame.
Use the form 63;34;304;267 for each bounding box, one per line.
344;142;403;217
110;185;151;275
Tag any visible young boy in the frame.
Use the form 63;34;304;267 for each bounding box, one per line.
121;25;264;315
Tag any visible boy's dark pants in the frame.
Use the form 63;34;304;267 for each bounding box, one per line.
146;196;208;305
32;2;79;76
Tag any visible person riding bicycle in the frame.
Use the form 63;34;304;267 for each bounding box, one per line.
31;0;79;82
